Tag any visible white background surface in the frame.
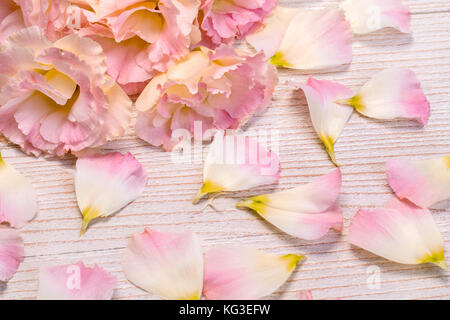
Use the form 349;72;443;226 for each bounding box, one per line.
0;0;449;299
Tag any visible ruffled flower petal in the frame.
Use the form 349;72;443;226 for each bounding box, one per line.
237;169;343;240
199;0;278;48
75;152;148;235
341;0;411;34
0;27;132;156
193;134;280;204
386;156;450;208
337;68;430;125
0;153;37;228
0;226;24;282
37;261;116;300
348;197;447;269
122;228;203;300
203;246;304;300
247;8;353;70
136;46;277;151
289;78;353;166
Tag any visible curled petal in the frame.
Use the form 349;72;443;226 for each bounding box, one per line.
289;78;353;166
298;290;313;300
386;156;450;208
237;169;343;240
193;134;280;203
348;197;447;269
122;228;203;300
338;68;430;125
0;153;38;228
37;261;116;300
0;226;24;282
75;152;148;235
341;0;410;34
203;246;304;300
248;8;352;70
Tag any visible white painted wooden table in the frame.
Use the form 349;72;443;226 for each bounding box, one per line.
1;0;449;300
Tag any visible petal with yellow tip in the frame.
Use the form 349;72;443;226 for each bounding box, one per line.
122;228;204;300
0;153;38;228
237;169;343;240
348;197;447;269
203;246;304;300
386;156;450;208
337;68;430;125
289;78;353;166
193;133;280;204
0;226;24;282
75;152;147;235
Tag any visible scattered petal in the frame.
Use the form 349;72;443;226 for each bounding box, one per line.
297;290;313;300
75;152;148;235
348;197;447;270
0;226;24;282
337;68;430;125
386;156;450;208
122;228;203;300
341;0;410;34
289;78;353;166
199;0;278;47
247;8;353;70
236;169;343;240
0;153;37;228
37;261;116;300
135;46;277;151
203;246;304;300
193;133;280;204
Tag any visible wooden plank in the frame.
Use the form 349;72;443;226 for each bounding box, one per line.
0;0;449;300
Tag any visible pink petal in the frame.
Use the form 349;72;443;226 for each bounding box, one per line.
289;78;353;166
193;133;281;203
386;156;450;208
122;228;203;300
237;169;343;240
0;226;24;282
203;246;304;300
348;197;447;269
37;261;116;300
341;0;411;34
298;290;313;300
0;154;38;228
75;152;148;235
340;68;430;125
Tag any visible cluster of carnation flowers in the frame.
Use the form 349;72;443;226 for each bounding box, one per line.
0;0;448;300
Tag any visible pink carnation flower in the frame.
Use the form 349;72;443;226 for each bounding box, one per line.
198;0;278;48
0;27;132;157
135;45;278;151
69;0;201;95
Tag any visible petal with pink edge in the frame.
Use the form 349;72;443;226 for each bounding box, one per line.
386;156;450;208
289;78;354;166
75;152;148;235
237;169;343;240
203;246;304;300
37;261;116;300
0;226;24;282
248;8;352;70
0;153;38;228
341;0;411;34
193;133;281;204
298;290;313;300
348;197;447;269
122;228;203;300
337;68;430;125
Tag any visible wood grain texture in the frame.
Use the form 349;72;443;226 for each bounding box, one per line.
0;0;449;300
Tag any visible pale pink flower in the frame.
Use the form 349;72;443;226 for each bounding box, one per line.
69;0;201;95
135;46;278;151
198;0;278;48
0;27;132;157
0;0;25;42
0;226;24;282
